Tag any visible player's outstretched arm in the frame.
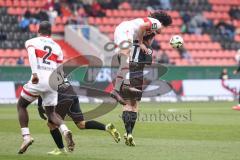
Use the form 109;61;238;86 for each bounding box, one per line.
26;46;39;84
138;23;151;53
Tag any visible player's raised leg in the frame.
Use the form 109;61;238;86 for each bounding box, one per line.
63;94;121;143
111;52;129;105
64;95;121;143
76;121;121;143
46;120;121;155
38;91;120;155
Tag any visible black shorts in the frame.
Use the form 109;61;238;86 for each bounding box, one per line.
120;62;145;101
56;84;84;122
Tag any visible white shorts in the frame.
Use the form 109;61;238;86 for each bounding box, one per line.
20;81;58;106
114;21;134;52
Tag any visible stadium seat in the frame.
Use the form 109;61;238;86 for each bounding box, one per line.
0;0;238;66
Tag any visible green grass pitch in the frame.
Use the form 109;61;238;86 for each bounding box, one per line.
0;102;240;160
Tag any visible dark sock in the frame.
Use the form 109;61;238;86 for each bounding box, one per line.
122;111;132;134
50;128;64;149
130;111;137;133
85;120;106;130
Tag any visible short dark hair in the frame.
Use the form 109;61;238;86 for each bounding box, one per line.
38;21;51;36
149;11;172;27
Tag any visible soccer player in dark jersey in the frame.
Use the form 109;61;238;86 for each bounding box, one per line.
120;33;156;146
38;80;121;155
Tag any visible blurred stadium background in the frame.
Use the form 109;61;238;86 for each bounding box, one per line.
0;0;240;100
1;0;240;102
1;1;240;160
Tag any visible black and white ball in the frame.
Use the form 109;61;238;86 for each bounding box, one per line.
170;35;184;49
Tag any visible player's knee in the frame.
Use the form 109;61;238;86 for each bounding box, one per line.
132;104;138;112
123;104;133;112
130;100;137;106
131;99;137;106
123;100;138;112
76;121;85;129
44;106;54;115
17;97;31;109
47;122;57;130
44;106;55;119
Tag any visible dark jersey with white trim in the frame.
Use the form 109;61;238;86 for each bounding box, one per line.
130;32;154;65
130;43;152;65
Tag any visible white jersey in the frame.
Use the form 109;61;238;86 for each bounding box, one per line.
21;36;63;106
114;17;161;45
25;36;63;80
127;17;161;39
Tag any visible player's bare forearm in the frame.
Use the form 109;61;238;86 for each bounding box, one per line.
138;23;152;53
138;22;151;44
144;36;154;46
138;29;144;45
149;35;155;45
27;47;38;74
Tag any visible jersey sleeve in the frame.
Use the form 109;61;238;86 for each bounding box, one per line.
149;18;162;31
25;40;38;74
25;39;35;50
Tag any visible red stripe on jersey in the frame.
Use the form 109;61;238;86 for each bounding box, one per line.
56;60;63;63
48;53;58;62
35;49;45;58
143;17;152;30
22;88;39;97
35;49;59;63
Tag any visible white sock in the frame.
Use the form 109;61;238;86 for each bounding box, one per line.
21;127;30;135
21;127;30;140
105;124;109;130
59;124;69;134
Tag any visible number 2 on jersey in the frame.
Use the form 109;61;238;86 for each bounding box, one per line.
43;46;52;65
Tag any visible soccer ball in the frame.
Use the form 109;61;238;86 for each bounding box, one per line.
169;35;184;49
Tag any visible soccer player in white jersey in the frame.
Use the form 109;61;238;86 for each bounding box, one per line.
111;11;172;146
17;21;75;154
111;11;172;105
